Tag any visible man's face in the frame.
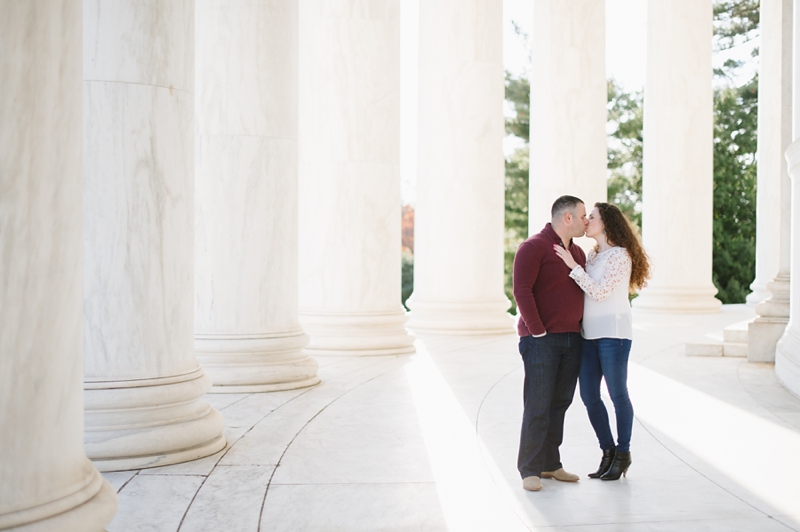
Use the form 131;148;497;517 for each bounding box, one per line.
569;203;588;238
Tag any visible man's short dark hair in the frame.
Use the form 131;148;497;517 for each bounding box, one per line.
551;195;584;219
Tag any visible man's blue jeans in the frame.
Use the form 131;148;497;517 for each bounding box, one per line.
517;332;582;479
579;337;634;453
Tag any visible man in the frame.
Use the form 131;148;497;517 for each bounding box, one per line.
513;195;589;492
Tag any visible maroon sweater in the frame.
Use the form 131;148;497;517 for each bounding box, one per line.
513;223;586;337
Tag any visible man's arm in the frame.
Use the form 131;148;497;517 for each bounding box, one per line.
513;241;546;336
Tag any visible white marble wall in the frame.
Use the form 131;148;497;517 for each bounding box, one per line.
195;0;319;390
405;0;513;334
748;0;792;362
83;0;225;471
775;0;800;397
297;0;416;355
528;0;608;233
0;2;117;529
632;0;721;313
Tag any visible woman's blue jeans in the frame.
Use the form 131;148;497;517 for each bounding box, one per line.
579;337;633;453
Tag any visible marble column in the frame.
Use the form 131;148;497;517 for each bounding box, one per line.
775;0;800;396
528;0;608;232
0;2;118;529
748;0;792;362
195;0;319;390
632;0;721;313
405;0;513;334
83;1;226;471
298;0;416;355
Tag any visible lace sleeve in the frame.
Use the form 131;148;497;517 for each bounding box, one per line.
569;248;631;302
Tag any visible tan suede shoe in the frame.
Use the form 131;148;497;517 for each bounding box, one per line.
522;476;542;491
541;468;580;482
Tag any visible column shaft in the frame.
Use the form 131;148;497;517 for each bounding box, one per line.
195;0;319;390
0;1;117;529
748;0;792;361
775;0;800;396
529;0;608;232
406;0;513;334
298;0;415;355
633;0;721;313
83;0;225;470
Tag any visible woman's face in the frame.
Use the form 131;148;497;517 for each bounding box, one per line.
586;207;605;239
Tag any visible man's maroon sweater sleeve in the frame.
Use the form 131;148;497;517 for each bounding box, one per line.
513;240;546;336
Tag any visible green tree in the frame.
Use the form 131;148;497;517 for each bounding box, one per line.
504;73;531;313
710;0;759;303
714;0;760;51
401;249;413;310
503;0;759;308
606;80;643;229
712;79;758;303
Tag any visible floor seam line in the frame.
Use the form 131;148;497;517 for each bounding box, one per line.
257;356;410;531
636;417;777;521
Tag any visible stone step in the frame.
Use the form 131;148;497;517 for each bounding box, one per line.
687;318;754;358
686;343;723;356
723;320;750;344
723;342;747;357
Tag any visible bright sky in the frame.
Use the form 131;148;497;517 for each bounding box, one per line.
503;0;648;90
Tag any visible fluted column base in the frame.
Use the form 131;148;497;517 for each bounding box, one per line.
196;331;320;393
84;368;226;472
746;282;772;306
406;297;515;335
756;275;791;318
756;275;791;316
776;326;800;397
748;275;790;362
300;309;415;356
0;465;117;532
632;286;722;313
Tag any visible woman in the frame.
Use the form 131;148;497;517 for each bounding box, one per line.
553;202;650;481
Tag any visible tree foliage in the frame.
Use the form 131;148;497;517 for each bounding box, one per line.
503;0;759;307
710;0;759;303
712;81;758;303
713;0;760;50
504;72;531;313
606;80;643;229
401;249;413;310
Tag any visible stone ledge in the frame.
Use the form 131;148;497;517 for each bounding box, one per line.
685;343;723;356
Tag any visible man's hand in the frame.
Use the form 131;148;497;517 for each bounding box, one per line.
553;244;579;270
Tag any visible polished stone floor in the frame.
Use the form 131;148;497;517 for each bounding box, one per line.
102;305;800;531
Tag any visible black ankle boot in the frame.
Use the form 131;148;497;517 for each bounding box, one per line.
588;448;616;478
601;451;631;480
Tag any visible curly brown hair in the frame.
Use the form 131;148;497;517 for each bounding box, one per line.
594;202;651;293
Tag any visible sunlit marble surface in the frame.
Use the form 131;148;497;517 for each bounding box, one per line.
82;0;225;471
104;304;800;531
776;0;800;399
194;0;318;391
777;141;800;396
408;0;512;334
1;1;116;529
747;0;792;306
297;0;414;355
634;0;720;313
529;0;608;231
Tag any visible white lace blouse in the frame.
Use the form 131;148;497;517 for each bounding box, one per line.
569;246;633;340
